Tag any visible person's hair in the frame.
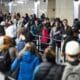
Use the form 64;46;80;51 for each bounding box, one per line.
17;27;26;37
18;42;37;59
0;36;14;50
63;19;68;22
4;36;14;47
24;42;36;53
43;47;56;63
17;13;21;18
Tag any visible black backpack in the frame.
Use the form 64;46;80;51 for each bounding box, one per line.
34;63;64;80
45;64;65;80
0;49;11;72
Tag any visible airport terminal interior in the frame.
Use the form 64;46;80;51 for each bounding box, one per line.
0;0;80;80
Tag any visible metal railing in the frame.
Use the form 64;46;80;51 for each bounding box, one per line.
33;34;65;64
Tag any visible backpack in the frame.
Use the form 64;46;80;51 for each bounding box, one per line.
0;49;11;72
34;63;64;80
61;63;80;80
48;65;65;80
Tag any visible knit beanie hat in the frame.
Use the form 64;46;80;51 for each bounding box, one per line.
65;41;80;56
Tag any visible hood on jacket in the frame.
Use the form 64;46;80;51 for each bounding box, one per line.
21;51;37;63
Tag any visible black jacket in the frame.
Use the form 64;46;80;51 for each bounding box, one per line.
60;26;72;36
0;25;5;35
33;62;64;80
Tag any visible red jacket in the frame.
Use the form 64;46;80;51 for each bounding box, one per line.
41;27;49;43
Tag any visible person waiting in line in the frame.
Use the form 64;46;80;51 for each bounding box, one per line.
16;27;26;53
50;18;62;50
16;13;23;32
60;19;72;41
16;27;34;53
33;47;64;80
0;36;16;62
41;24;49;50
0;36;16;72
11;42;41;80
5;20;17;40
62;28;79;61
61;41;80;80
31;19;40;37
23;13;30;25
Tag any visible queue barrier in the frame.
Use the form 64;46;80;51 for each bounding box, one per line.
33;34;65;64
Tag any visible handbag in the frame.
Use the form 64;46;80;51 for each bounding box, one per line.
10;65;19;80
6;64;19;80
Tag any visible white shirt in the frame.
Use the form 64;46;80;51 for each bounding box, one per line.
5;24;17;38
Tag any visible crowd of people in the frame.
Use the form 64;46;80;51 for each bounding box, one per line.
0;11;80;80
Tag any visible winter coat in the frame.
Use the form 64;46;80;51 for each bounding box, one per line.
50;26;61;48
33;62;64;80
60;26;72;37
31;24;39;36
41;27;49;43
11;51;41;80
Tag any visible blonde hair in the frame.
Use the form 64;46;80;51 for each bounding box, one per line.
18;42;36;59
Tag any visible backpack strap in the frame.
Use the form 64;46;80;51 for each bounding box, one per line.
41;64;53;80
55;65;65;80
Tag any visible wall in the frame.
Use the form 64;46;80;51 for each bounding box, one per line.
12;0;34;16
11;0;48;17
0;3;9;13
9;0;74;25
47;0;55;18
55;0;74;25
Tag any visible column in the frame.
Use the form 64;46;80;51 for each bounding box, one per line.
55;0;74;25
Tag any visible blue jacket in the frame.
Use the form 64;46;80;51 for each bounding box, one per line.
11;51;41;80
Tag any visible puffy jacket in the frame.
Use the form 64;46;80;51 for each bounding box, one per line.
33;62;64;80
11;51;41;80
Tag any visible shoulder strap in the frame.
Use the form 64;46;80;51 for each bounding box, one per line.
55;65;65;80
41;64;53;80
